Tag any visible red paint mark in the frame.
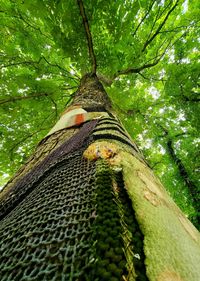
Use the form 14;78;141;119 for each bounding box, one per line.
75;114;85;125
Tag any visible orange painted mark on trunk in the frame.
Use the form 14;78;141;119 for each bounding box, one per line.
75;114;85;125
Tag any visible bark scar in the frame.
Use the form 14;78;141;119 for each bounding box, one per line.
83;141;118;161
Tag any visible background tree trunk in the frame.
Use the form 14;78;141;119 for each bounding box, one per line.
0;74;200;281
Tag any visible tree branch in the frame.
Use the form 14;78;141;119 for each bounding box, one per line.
40;56;72;76
142;0;179;52
132;0;156;37
1;56;79;81
0;92;51;105
9;127;48;161
17;11;52;41
144;4;162;44
113;58;160;78
158;124;199;207
1;10;52;41
0;60;38;69
77;0;97;74
113;37;171;79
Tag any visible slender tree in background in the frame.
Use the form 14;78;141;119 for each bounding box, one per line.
0;0;200;280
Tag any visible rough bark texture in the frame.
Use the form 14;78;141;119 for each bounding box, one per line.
0;74;200;281
0;73;111;199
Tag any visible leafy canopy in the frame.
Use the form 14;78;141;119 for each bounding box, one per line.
0;0;199;225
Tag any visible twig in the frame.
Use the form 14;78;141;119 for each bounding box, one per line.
9;127;48;161
65;93;76;107
138;72;167;82
48;96;58;118
150;161;162;169
41;56;75;77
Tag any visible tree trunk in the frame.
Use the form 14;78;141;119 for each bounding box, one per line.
0;74;200;281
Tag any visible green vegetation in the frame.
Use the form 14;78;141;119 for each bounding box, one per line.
0;0;199;226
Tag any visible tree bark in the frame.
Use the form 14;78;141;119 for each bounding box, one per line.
0;74;200;281
166;138;199;226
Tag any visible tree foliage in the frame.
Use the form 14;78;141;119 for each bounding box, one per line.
0;0;199;226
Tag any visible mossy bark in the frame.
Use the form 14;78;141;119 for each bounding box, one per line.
84;139;200;281
120;150;200;281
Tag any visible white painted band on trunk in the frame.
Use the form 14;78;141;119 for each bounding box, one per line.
46;108;87;137
46;108;109;137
